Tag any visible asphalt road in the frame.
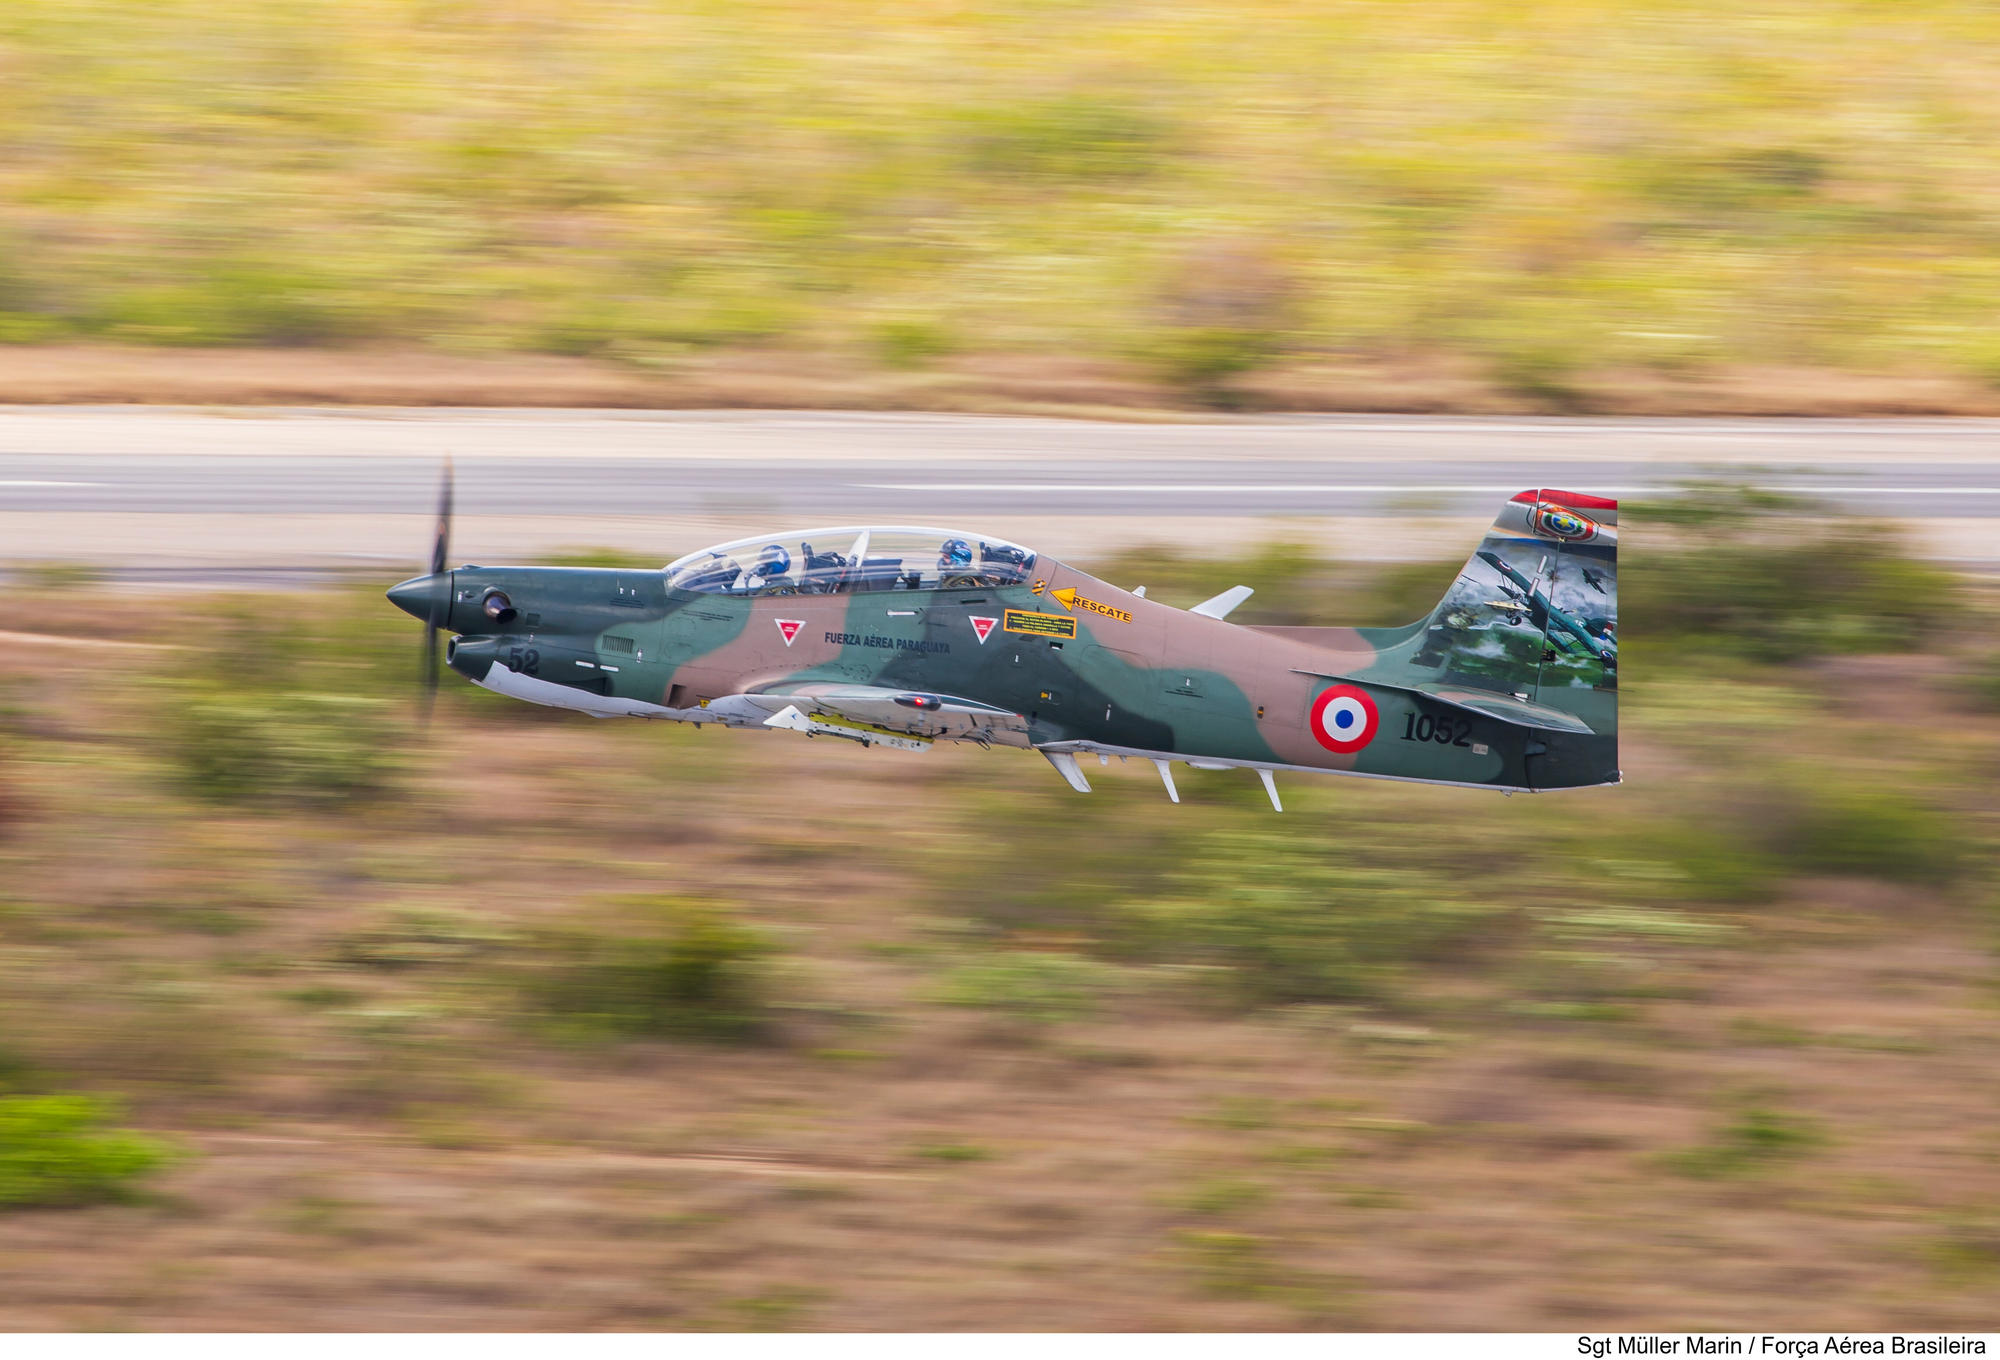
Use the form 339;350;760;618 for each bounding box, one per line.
1;409;1996;582
1;409;1998;520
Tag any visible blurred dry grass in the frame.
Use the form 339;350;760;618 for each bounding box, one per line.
4;2;2000;410
0;512;1995;1328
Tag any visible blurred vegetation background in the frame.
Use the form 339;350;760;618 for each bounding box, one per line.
1;498;1996;1327
4;1;2000;405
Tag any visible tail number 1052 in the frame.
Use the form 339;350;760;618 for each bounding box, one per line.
1403;711;1472;747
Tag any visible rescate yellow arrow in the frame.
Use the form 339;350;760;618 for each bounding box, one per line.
1043;584;1132;624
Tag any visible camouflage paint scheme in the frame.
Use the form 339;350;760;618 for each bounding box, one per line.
387;491;1620;798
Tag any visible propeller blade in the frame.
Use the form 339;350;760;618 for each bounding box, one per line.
419;458;453;727
420;621;440;726
429;456;453;581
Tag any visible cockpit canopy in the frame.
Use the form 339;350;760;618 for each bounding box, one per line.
664;527;1038;597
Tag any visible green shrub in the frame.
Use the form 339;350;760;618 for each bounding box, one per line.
0;752;19;838
1627;504;1958;661
956;95;1175;183
932;950;1118;1026
1489;343;1587;409
154;592;414;804
1956;665;2000;715
0;1096;173;1210
1355;561;1466;628
1176;1175;1271;1218
1633;820;1787;905
163;685;401;805
1536;906;1735;948
523;901;774;1042
1091;542;1349;626
87;259;363;348
1129;830;1505;1007
15;562;104;591
725;1286;827;1331
872;319;956;370
1150;325;1281;408
1928;1215;2000;1281
541;547;663;570
1175;1228;1280;1298
926;787;1199;937
1777;783;1968;886
327;1007;511;1116
0;1042;38;1094
37;979;259;1095
1147;239;1296;407
336;907;516;970
1664;1105;1823;1179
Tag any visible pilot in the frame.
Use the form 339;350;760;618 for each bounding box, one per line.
745;543;792;592
939;538;973;571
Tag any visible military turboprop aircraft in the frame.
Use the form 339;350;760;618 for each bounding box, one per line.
387;474;1619;807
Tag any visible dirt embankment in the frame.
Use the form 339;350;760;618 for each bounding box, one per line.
5;345;2000;417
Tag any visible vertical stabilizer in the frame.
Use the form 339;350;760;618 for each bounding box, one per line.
1393;489;1618;746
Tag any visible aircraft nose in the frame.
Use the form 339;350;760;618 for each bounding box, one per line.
387;573;442;622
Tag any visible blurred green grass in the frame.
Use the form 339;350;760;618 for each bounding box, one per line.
3;2;2000;401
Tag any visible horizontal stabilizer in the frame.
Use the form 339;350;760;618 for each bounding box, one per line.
1412;685;1599;735
1290;669;1601;735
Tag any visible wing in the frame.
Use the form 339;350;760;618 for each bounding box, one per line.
700;683;1033;749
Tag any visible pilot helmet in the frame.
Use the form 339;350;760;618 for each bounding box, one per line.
940;537;973;567
757;543;791;577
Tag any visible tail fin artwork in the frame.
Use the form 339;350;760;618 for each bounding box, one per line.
1385;489;1618;783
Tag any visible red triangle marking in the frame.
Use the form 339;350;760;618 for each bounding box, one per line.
775;618;804;646
969;615;997;644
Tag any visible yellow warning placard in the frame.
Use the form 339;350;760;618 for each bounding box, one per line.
1003;609;1077;639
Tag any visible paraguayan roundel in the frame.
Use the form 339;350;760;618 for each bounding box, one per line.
1309;684;1378;754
